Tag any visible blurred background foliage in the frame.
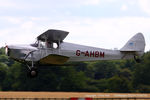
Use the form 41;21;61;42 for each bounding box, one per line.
0;47;150;93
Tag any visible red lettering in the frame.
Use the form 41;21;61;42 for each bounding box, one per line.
85;51;89;57
95;51;99;57
76;50;80;56
100;52;105;57
90;51;94;57
76;50;104;58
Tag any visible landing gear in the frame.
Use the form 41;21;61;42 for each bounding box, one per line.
28;67;38;78
25;51;38;78
26;61;39;78
134;55;141;63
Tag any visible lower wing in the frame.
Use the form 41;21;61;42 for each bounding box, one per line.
39;54;69;65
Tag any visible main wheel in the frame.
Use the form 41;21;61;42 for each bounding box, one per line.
28;67;38;78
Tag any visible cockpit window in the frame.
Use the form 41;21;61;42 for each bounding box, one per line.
32;40;59;49
45;41;59;49
53;43;58;48
30;41;38;47
39;41;46;48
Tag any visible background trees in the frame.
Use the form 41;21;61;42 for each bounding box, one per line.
0;47;150;93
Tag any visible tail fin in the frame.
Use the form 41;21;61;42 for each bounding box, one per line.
120;33;145;56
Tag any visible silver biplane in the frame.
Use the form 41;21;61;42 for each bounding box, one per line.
5;29;146;77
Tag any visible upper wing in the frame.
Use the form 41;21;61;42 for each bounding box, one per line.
37;29;69;42
39;54;70;65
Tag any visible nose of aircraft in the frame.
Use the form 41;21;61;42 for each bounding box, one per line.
4;44;38;60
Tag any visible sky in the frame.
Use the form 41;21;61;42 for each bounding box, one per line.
0;0;150;51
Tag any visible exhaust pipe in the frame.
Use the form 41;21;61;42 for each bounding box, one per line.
5;45;10;56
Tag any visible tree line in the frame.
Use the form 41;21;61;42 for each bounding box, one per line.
0;47;150;92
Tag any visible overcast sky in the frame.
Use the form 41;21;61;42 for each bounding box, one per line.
0;0;149;51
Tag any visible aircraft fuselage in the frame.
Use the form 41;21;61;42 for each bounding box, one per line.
7;42;136;65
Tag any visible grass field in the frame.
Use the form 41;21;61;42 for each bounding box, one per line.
0;92;150;98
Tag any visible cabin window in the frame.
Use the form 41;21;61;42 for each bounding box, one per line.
46;42;58;49
46;41;53;48
38;40;59;49
39;41;46;48
53;43;58;49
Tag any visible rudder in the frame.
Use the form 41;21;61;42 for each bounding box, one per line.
120;33;145;57
120;33;145;52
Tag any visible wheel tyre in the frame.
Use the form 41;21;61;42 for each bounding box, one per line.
28;67;38;78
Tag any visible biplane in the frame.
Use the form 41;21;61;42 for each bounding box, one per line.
5;29;146;77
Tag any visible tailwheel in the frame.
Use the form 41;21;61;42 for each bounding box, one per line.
134;55;141;63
